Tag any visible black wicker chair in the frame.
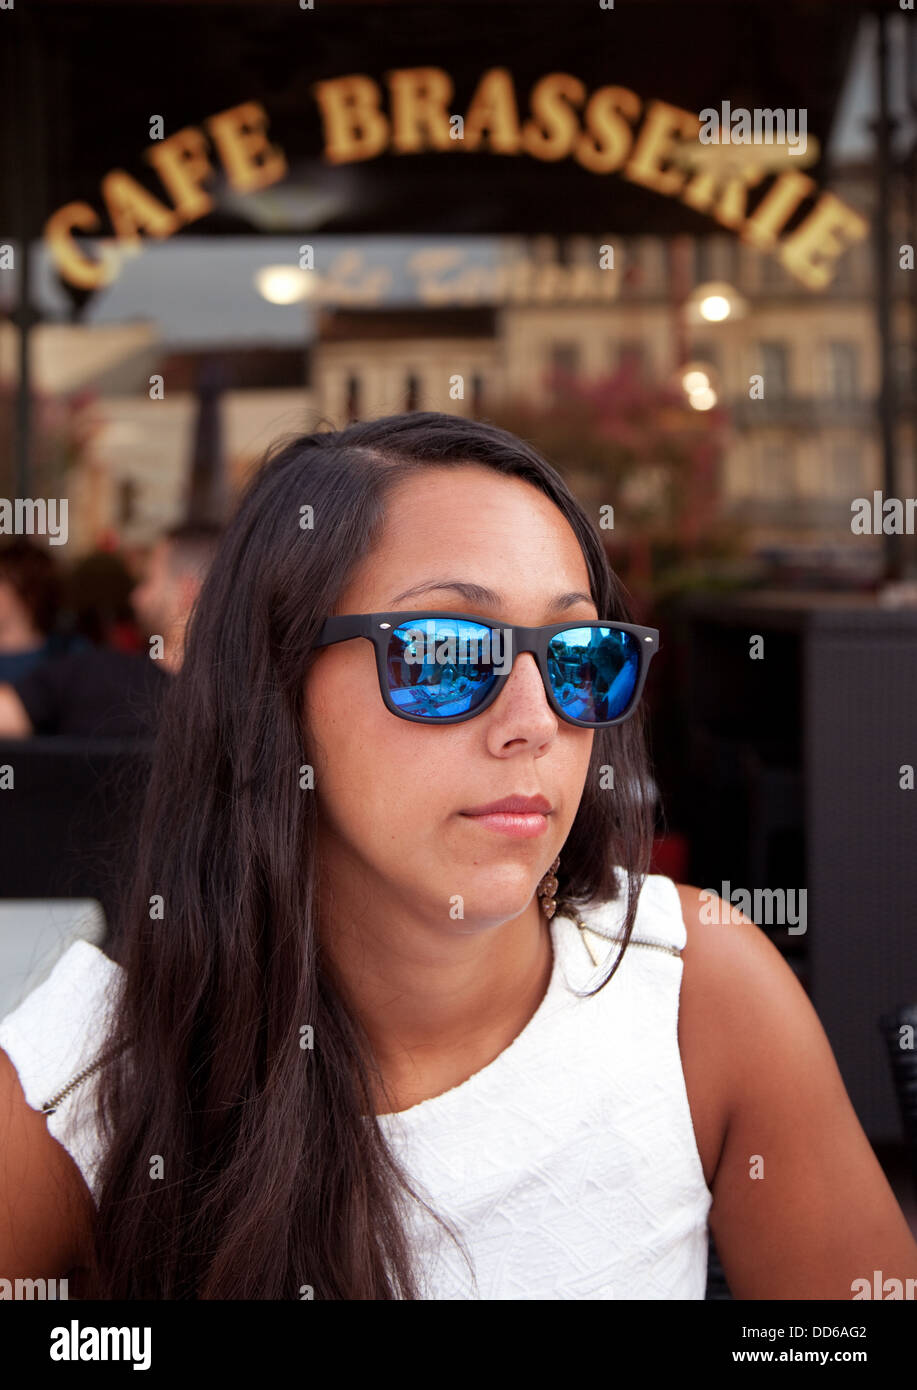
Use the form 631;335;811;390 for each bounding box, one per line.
879;1002;917;1196
705;1229;732;1299
0;736;153;943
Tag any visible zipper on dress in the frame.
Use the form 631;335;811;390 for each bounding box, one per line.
41;1045;124;1115
574;916;682;966
38;930;676;1111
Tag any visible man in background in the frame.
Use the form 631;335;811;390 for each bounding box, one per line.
0;522;222;739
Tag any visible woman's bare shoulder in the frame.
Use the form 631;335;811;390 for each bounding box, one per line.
0;1045;95;1280
671;881;917;1298
672;878;821;1041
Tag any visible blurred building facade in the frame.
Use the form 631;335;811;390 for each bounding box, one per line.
312;166;914;570
3;167;912;573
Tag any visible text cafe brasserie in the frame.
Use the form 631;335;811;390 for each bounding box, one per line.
43;68;869;292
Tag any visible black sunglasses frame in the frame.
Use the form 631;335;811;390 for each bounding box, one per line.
313;611;660;728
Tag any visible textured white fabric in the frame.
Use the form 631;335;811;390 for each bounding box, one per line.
378;872;713;1298
0;937;123;1205
0;871;712;1299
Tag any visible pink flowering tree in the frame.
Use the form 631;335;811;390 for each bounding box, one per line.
487;362;746;609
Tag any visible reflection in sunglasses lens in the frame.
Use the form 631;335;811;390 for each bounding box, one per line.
548;627;639;722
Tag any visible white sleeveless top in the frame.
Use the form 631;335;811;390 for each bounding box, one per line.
0;872;713;1299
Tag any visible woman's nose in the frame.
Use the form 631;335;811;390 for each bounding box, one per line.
493;651;556;718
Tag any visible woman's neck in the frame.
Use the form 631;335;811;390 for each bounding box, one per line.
316;861;553;1115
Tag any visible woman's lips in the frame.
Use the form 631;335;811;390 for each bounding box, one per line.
460;810;549;838
458;795;552;839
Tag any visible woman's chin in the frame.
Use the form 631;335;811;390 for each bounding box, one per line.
430;888;542;933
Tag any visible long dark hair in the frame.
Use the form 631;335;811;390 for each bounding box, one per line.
87;412;656;1299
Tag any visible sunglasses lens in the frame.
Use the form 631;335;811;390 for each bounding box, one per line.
548;626;641;724
387;619;500;719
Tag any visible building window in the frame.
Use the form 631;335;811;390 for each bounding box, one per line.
825;342;859;400
117;477;138;526
616;341;646;378
830;443;862;497
723;237;740;283
691;342;719;377
894;341;915;398
693;238;713;284
757;442;796;499
550;342;580;376
757;342;790;400
619;236;639;296
405;372;421;412
345;373;361;421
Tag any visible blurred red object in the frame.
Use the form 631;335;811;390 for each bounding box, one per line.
106;618;144;653
650;832;689;883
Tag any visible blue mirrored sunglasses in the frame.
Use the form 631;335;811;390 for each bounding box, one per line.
313;611;660;728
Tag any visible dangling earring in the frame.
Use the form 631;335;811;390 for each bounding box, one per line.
537;855;561;920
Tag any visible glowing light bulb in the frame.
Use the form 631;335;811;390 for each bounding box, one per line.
254;266;311;305
699;294;731;322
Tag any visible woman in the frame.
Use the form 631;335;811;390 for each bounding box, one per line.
1;412;915;1299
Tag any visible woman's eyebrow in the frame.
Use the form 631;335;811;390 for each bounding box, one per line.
388;579;596;613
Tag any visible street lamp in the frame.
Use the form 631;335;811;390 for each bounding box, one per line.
679;361;719;411
254;265;312;305
685;280;748;325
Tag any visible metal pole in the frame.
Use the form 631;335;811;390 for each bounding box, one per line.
908;19;917;570
9;8;41;501
668;235;692;369
13;241;32;500
874;7;902;582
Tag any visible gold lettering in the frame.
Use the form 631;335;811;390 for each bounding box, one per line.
521;73;585;161
575;85;641;173
100;170;179;245
39;72;862;299
312;75;389;164
778;191;869;289
680;162;764;226
625;100;699;195
205;101;287;190
386;67;453;152
741;169;816;250
43;202;118;290
709;168;767;230
463;68;521;153
144;124;216;224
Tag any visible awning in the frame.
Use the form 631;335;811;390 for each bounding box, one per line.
2;0;876;270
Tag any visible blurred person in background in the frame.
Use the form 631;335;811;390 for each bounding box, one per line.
0;538;78;684
129;523;223;676
0;522;223;739
63;542;141;652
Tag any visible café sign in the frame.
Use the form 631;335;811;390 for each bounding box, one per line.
44;68;868;293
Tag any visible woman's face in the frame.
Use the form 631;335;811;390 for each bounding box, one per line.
303;465;597;935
